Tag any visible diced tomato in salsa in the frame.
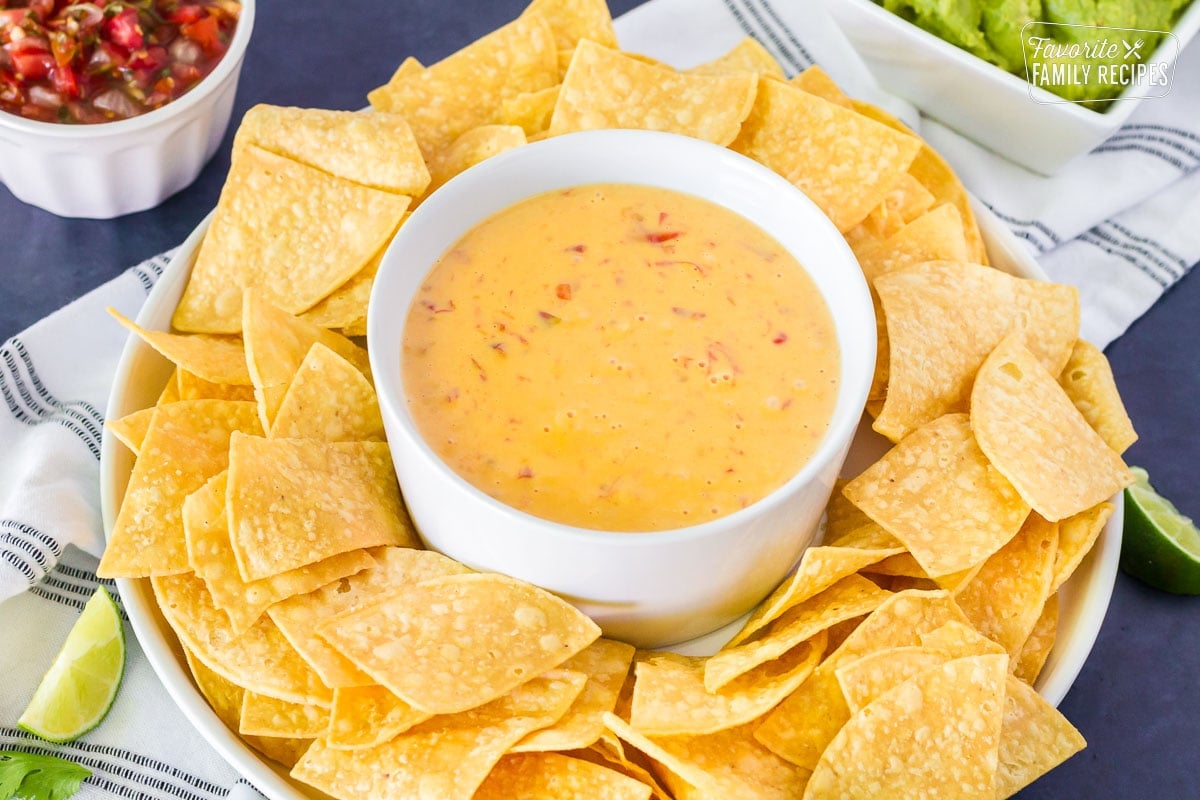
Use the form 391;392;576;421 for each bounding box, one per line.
0;0;240;124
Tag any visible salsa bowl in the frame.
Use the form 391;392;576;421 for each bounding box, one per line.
0;0;255;218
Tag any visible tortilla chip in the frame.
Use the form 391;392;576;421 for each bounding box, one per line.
98;400;261;578
851;100;988;264
175;370;257;401
109;308;251;386
629;630;825;736
183;647;313;768
725;544;903;648
327;684;431;750
549;40;757;146
242;292;372;430
184;645;244;726
154;571;332;705
269;547;470;688
822;520;903;551
158;370;181;404
873;261;1080;442
866;290;889;418
299;247;383;331
689;36;785;78
751;660;848;772
919;619;1007;659
502;85;561;136
956;512;1058;658
339;317;367;338
240;690;331;738
368;14;558;158
853;203;969;284
1059;339;1138;454
226;433;416;580
834;645;950;713
822;479;874;541
846;173;938;245
1052;502;1113;592
601;713;724;798
514;638;636;752
428;124;528;193
291;672;584;800
707;576;891;690
649;722;812;800
389;55;424;80
106;407;154;456
862;553;982;595
755;590;970;769
521;0;618;51
269;343;385;442
172;146;411;333
730;77;921;232
844;413;1030;578
475;752;652;800
971;333;1133;521
235;105;430;196
316;572;600;714
183;471;374;634
997;674;1086;796
790;65;853;107
804;655;1007;799
1013;593;1059;685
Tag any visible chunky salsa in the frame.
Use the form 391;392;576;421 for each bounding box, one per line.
0;0;240;124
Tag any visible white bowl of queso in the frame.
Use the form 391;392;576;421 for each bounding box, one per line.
368;130;876;648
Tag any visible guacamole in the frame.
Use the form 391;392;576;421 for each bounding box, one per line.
879;0;1193;105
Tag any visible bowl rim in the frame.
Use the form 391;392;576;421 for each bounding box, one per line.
0;0;256;138
367;128;878;545
826;0;1199;126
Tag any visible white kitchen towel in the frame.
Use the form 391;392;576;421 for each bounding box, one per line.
0;548;247;799
0;253;249;798
1;1;1198;798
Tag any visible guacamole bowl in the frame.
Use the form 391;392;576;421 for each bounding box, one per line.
367;129;877;649
820;0;1200;175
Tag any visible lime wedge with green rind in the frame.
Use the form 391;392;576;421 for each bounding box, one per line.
1120;467;1200;595
18;586;126;742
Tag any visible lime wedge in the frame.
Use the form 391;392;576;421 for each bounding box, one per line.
18;586;126;742
1120;467;1200;595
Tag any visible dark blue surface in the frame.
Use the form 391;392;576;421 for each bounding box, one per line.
0;1;1196;796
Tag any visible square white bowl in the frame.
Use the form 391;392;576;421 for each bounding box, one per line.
819;0;1200;175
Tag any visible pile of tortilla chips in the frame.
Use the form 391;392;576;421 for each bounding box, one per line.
102;0;1141;797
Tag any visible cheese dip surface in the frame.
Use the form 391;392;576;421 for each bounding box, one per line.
402;183;839;532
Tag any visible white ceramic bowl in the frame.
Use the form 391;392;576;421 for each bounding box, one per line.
101;198;1121;800
820;0;1200;175
367;130;877;649
0;0;255;219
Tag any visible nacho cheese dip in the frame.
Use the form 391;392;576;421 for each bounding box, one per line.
402;183;839;532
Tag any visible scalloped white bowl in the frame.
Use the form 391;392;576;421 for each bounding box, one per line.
0;0;255;219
